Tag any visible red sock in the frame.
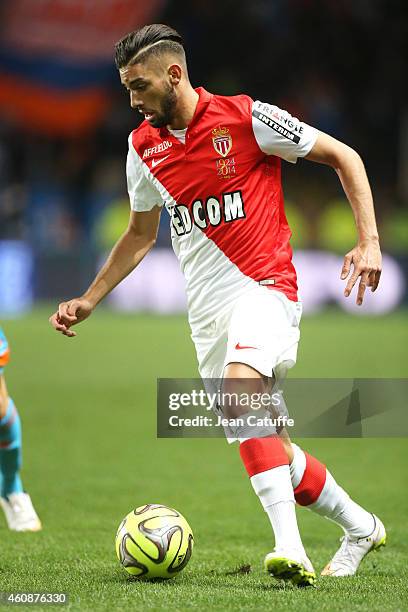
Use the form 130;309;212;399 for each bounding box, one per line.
239;437;288;477
293;451;326;506
240;437;304;551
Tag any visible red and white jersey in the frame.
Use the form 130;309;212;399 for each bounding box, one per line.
127;88;317;330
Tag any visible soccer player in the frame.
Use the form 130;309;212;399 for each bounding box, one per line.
0;327;41;531
49;24;385;585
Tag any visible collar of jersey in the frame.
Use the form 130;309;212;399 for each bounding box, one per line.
159;87;213;138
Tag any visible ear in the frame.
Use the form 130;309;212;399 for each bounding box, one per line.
168;63;182;85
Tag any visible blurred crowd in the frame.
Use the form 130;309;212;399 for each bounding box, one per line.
0;0;407;257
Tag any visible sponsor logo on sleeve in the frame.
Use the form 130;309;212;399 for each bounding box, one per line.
252;108;302;144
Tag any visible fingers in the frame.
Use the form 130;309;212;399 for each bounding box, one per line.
344;265;382;303
49;312;60;330
61;328;77;337
49;297;91;338
342;241;382;303
48;312;77;338
340;253;352;280
344;266;360;298
356;271;369;306
58;301;79;325
370;269;382;292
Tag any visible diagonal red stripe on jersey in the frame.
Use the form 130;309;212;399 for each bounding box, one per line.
130;88;299;304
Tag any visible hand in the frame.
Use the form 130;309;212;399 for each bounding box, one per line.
49;297;94;337
341;239;382;306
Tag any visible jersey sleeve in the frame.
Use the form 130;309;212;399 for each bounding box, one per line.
252;100;318;163
126;134;163;212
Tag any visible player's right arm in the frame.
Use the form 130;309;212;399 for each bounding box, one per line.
50;131;164;337
49;206;161;337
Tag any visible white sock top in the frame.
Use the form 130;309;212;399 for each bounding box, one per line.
289;443;306;489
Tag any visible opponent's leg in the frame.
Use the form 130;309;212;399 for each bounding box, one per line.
0;372;41;532
223;363;315;587
0;386;23;499
289;442;385;576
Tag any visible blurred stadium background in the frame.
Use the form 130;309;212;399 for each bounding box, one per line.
0;0;407;317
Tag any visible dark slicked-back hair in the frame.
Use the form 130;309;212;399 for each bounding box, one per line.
114;24;185;69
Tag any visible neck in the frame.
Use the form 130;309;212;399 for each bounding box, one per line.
167;85;199;130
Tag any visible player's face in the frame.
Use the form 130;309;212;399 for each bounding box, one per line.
119;60;178;128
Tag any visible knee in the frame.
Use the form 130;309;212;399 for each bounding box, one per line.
222;362;267;418
221;378;265;419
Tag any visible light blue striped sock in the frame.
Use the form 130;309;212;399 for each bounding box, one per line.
0;398;23;498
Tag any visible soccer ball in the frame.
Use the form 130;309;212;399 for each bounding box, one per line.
115;504;194;579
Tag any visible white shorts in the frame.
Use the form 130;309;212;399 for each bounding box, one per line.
191;286;302;381
190;287;302;442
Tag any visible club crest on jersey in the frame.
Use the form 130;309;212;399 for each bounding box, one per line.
212;126;232;157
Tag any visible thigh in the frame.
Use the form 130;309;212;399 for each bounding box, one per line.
224;286;302;378
191;309;231;380
223;358;294;457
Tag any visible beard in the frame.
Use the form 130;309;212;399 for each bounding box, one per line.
149;83;177;128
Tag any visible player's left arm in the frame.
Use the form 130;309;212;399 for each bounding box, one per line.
305;132;381;305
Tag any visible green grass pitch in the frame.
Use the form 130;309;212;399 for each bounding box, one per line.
1;307;407;611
